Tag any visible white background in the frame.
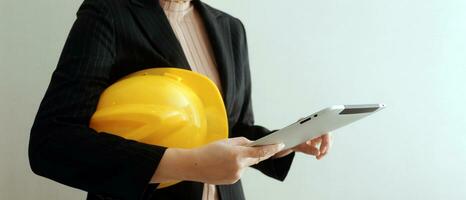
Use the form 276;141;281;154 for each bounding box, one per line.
1;0;465;199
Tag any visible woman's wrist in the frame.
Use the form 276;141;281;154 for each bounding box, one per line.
150;148;199;183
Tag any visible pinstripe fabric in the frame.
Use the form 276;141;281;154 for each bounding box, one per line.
29;0;295;199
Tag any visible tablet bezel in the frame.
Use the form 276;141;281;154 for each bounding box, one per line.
248;104;385;148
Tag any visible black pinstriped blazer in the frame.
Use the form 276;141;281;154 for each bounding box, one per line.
28;0;294;199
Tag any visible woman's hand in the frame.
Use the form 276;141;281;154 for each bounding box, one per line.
151;137;285;185
273;133;332;160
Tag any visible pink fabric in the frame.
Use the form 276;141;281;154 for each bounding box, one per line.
159;0;222;92
159;0;221;199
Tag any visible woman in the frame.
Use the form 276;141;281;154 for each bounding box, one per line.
28;0;331;199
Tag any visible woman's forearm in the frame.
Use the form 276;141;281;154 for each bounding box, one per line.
150;138;284;185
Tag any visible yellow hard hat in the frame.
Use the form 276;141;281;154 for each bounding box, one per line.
90;68;228;189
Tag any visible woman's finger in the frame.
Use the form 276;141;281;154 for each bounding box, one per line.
309;137;322;147
308;137;322;157
320;134;329;153
296;143;320;156
317;134;331;159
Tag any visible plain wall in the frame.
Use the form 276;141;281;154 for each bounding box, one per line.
1;0;465;199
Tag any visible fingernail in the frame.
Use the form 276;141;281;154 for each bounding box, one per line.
278;143;285;150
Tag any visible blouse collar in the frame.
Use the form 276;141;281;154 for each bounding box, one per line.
159;0;193;12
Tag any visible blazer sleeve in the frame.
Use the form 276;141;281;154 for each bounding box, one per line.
230;19;295;181
28;0;166;199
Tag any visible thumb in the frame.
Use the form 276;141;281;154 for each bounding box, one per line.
227;137;252;146
241;143;285;166
244;143;285;159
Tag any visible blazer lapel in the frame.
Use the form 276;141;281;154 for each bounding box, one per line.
128;0;190;68
128;0;235;116
193;0;235;114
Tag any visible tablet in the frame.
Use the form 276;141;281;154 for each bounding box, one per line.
248;104;386;149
